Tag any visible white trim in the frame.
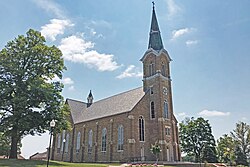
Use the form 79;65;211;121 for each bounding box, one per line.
143;73;171;81
141;48;172;62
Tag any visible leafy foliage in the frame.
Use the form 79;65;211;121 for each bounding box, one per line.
0;132;21;157
235;145;248;166
231;121;250;165
0;132;11;156
0;29;70;158
179;117;218;163
150;142;161;162
217;134;235;163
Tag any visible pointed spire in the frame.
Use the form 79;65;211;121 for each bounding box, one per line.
87;90;93;107
88;90;93;98
148;2;164;51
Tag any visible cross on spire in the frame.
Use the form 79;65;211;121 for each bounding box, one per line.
148;2;164;51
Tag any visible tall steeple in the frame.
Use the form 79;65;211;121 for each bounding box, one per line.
148;3;164;51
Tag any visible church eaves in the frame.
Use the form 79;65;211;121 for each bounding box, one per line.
148;5;164;51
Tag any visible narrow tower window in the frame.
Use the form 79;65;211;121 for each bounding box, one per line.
149;63;155;76
118;125;124;151
165;127;171;136
164;101;169;119
150;101;155;119
101;128;107;152
76;132;81;153
88;130;93;153
150;86;154;94
139;116;145;141
65;133;69;153
162;63;166;76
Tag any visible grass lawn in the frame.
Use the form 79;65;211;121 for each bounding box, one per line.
0;159;175;167
0;159;109;167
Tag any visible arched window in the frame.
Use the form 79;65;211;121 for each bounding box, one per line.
139;116;145;141
61;130;65;152
101;128;107;152
76;132;81;153
118;125;124;151
161;62;166;76
164;101;169;119
150;101;155;119
57;134;61;153
65;133;69;153
149;62;155;76
88;130;93;153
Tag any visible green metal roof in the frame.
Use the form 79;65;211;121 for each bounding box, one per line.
148;6;164;51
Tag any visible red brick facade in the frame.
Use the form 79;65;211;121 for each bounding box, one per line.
51;6;181;163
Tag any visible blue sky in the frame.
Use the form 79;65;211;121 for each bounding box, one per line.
1;0;250;158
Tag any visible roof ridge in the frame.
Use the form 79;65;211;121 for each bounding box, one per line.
93;86;143;104
66;98;86;104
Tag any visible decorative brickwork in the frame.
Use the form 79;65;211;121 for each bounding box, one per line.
51;6;181;163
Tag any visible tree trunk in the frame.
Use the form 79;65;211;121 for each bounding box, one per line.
9;128;18;159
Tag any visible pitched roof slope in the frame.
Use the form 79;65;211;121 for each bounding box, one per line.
67;87;145;124
66;99;87;124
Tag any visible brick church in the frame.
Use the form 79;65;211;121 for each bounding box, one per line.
52;5;181;163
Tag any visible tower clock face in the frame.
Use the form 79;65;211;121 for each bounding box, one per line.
163;87;168;95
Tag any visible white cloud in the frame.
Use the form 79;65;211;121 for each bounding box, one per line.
68;86;75;91
41;19;74;41
176;112;187;117
51;76;74;85
172;28;193;39
165;0;181;19
33;0;65;18
62;77;74;85
116;65;142;79
90;20;112;29
186;40;199;46
175;112;188;121
58;35;120;71
198;110;230;117
241;117;248;121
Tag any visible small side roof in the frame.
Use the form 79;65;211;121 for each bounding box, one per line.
67;87;145;124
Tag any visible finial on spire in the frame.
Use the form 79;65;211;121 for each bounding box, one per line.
152;1;155;9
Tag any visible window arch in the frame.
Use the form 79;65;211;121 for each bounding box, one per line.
101;128;107;152
65;133;69;153
118;125;124;151
139;116;145;141
150;101;155;119
164;101;169;119
57;134;61;153
88;130;93;153
76;132;81;152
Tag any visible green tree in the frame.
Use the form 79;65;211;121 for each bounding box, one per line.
150;142;161;164
217;134;235;163
0;132;22;157
0;132;10;157
179;117;218;163
0;29;70;159
231;121;250;165
235;145;248;166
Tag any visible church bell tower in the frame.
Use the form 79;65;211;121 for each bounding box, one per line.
140;4;180;161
